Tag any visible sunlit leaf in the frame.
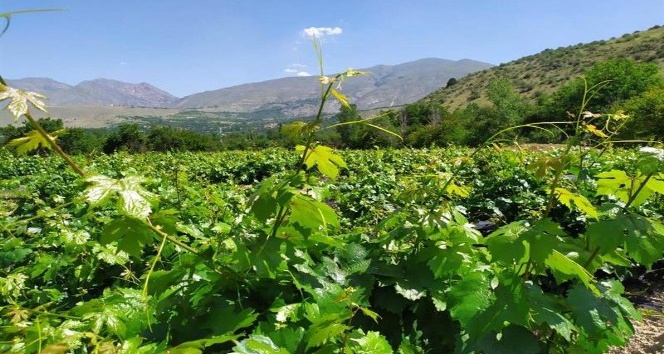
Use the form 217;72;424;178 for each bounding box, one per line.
596;170;654;207
348;331;392;353
0;84;48;120
6;129;65;155
329;88;350;108
85;175;156;219
296;144;347;180
554;187;598;219
585;124;608;138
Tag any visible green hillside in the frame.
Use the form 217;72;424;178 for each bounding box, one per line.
421;25;664;110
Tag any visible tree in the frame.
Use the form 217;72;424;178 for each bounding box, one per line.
621;87;664;140
336;104;362;148
486;78;529;128
541;59;663;118
446;77;458;88
103;124;147;153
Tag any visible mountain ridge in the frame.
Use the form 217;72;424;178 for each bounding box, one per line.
6;58;493;115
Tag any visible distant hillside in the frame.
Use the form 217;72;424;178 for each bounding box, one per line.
7;78;179;108
3;58;492;127
420;26;664;110
174;58;494;114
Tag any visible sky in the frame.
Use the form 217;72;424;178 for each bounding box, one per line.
0;1;662;97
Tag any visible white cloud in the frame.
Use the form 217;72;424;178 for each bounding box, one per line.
303;27;343;39
284;63;311;77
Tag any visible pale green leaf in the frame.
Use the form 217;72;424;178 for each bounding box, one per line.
232;335;290;354
554;187;598;219
85;175;156;219
349;331;393;353
445;182;470;198
296;144;346;180
0;84;47;120
5;129;64;155
646;174;664;195
307;322;348;349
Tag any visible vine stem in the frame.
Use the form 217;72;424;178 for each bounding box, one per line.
583;247;600;269
623;173;654;211
146;222;200;256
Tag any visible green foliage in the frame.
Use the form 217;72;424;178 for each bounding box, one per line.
4;24;664;354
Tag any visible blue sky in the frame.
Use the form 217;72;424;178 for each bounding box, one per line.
1;1;662;97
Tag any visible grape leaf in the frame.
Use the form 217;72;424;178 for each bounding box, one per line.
232;335;290;354
86;175;156;219
289;194;339;231
567;284;634;348
485;221;528;266
296;144;347;180
526;283;575;341
448;272;494;326
0;84;48;120
306;322;349;349
619;214;664;268
6;129;65;155
348;331;393;353
546;250;599;295
596;170;652;207
586;220;623;255
554;187;598;219
101;217;154;258
473;325;543;354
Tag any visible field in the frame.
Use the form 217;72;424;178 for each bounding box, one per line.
1;145;663;353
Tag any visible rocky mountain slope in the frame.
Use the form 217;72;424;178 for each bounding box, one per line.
7;78;179;108
419;26;664;110
174;58;493;115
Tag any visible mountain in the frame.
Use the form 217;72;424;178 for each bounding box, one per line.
419;26;664;110
173;58;494;115
7;78;179;107
2;58;492;127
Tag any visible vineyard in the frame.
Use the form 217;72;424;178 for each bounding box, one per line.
1;13;664;352
1;139;663;353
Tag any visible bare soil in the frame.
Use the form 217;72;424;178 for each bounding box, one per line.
610;281;664;353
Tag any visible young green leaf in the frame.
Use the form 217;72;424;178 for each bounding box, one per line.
554;187;598;219
348;331;393;353
6;129;65;155
85;175;156;219
0;84;48;120
296;144;347;180
546;250;598;295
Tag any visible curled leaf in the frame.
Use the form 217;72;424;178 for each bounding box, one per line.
329;88;350;108
584;124;608;138
0;84;48;120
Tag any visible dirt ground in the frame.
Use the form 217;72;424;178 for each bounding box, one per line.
610;281;664;353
